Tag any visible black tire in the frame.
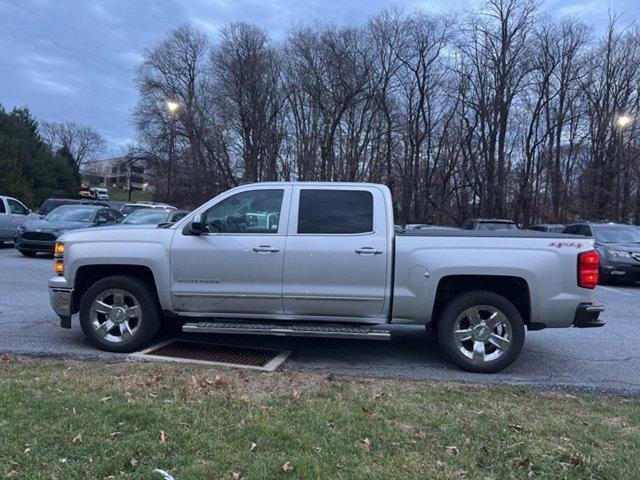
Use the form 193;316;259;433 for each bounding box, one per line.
79;275;161;353
19;249;37;257
436;290;525;373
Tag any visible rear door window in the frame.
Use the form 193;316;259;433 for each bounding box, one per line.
297;190;373;234
0;199;5;214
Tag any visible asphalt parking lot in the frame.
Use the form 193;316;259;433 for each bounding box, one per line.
1;244;639;395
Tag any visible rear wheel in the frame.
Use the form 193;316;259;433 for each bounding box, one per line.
19;249;37;257
437;290;525;373
79;275;161;353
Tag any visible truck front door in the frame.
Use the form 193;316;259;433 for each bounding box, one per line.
282;186;389;320
170;186;291;315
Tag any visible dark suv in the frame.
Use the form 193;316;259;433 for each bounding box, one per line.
462;218;519;230
563;222;640;284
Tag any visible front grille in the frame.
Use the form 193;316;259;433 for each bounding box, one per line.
136;340;288;370
22;231;55;241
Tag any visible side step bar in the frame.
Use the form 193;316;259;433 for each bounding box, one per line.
182;321;391;341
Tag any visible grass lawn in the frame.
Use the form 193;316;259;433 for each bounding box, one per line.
107;188;154;203
1;358;639;479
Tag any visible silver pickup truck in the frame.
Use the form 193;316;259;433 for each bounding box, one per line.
48;182;604;372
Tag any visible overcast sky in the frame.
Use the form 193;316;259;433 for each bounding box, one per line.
0;0;638;155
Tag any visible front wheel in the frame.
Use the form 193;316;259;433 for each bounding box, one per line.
437;290;525;373
79;275;161;353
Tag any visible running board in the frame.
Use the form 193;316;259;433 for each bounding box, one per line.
182;321;391;340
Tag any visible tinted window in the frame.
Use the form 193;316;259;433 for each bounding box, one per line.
563;225;580;234
203;189;283;234
297;190;373;234
476;222;518;231
528;225;544;231
579;225;592;237
0;199;5;214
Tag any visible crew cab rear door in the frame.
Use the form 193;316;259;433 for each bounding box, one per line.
282;186;389;320
170;185;291;315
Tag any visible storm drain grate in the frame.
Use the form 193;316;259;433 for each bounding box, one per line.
131;340;291;371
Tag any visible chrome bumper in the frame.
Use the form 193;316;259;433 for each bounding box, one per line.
48;275;73;327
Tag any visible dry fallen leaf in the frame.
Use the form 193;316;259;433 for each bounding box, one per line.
510;424;524;431
361;438;372;452
445;445;460;456
250;442;257;451
517;457;531;469
372;392;384;400
213;375;225;387
282;461;294;473
130;458;139;468
336;392;347;401
292;389;300;400
160;430;168;445
72;434;82;444
435;460;446;470
232;472;246;480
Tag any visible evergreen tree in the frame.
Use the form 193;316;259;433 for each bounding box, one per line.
0;105;80;208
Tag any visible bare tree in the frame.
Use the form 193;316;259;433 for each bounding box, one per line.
40;121;106;167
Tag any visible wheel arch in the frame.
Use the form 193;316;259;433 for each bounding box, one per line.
430;275;531;329
71;265;160;314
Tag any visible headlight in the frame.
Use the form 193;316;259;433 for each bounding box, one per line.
606;249;631;257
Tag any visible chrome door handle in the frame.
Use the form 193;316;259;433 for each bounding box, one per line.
355;247;383;255
253;245;280;253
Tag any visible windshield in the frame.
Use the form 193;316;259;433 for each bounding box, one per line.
593;225;640;243
477;222;519;231
122;209;169;224
45;206;96;222
121;205;149;215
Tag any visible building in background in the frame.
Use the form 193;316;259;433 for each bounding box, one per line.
81;156;154;192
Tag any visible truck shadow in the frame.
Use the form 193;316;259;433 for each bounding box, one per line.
172;325;454;373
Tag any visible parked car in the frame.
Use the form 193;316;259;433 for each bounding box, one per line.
0;195;36;244
527;224;565;233
119;208;189;225
49;182;604;373
120;202;176;216
38;198;109;217
563;221;640;284
89;187;109;200
15;205;123;256
462;218;519;230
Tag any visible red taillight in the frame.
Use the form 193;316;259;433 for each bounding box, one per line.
578;250;599;288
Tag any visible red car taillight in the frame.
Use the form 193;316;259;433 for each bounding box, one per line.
578;250;599;288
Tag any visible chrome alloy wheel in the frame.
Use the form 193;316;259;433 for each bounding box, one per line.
453;305;512;364
90;289;142;343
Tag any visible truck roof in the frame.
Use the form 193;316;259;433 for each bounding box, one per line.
240;181;387;188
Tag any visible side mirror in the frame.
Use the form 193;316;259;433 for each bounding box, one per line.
187;214;204;235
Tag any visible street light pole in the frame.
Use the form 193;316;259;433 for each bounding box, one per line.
165;99;179;203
